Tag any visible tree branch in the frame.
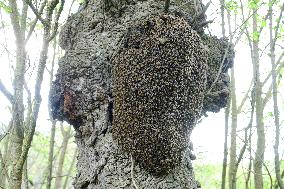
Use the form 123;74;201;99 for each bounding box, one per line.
8;0;22;40
262;51;284;87
25;0;47;44
48;0;65;42
237;79;253;113
20;1;28;35
24;0;46;24
0;79;13;103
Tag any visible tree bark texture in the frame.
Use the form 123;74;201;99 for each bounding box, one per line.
50;0;234;188
9;0;27;186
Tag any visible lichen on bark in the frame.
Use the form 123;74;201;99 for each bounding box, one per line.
49;0;234;188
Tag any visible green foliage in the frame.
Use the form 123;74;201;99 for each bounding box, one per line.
194;162;279;189
0;1;12;13
279;25;284;38
20;128;76;188
32;132;50;161
248;0;261;9
260;20;267;28
268;111;273;117
225;0;238;13
194;164;222;189
252;31;260;41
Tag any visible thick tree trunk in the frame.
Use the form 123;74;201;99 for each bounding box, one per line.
50;0;234;188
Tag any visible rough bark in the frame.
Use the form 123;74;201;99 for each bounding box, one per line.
8;0;27;187
23;160;29;189
50;0;234;188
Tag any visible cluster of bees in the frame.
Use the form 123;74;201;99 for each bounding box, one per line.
201;35;234;115
112;14;208;175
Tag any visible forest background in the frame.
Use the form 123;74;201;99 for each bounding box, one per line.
0;0;283;188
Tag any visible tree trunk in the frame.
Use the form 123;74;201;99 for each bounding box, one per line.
229;66;237;189
224;9;237;189
47;37;58;189
46;120;56;189
252;8;265;189
8;0;27;187
270;2;284;189
63;149;77;189
7;1;64;187
50;0;234;188
55;125;71;189
219;0;228;186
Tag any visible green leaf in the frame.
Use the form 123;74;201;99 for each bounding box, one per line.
225;0;238;12
0;2;12;13
261;20;267;28
252;31;260;41
248;0;260;9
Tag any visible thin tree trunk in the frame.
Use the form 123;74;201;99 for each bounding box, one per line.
222;100;230;189
46;36;58;189
63;149;77;189
270;2;284;189
55;125;71;189
6;1;64;187
9;1;64;188
252;7;265;189
8;0;27;187
227;10;237;189
245;141;252;189
46;121;56;189
219;1;228;188
229;67;237;189
245;88;254;189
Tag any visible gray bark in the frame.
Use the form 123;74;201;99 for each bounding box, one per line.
226;10;237;189
252;9;265;189
8;0;27;187
47;37;58;189
50;0;234;188
270;2;284;189
46;120;56;189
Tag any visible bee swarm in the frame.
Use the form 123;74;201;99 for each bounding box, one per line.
112;14;208;175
